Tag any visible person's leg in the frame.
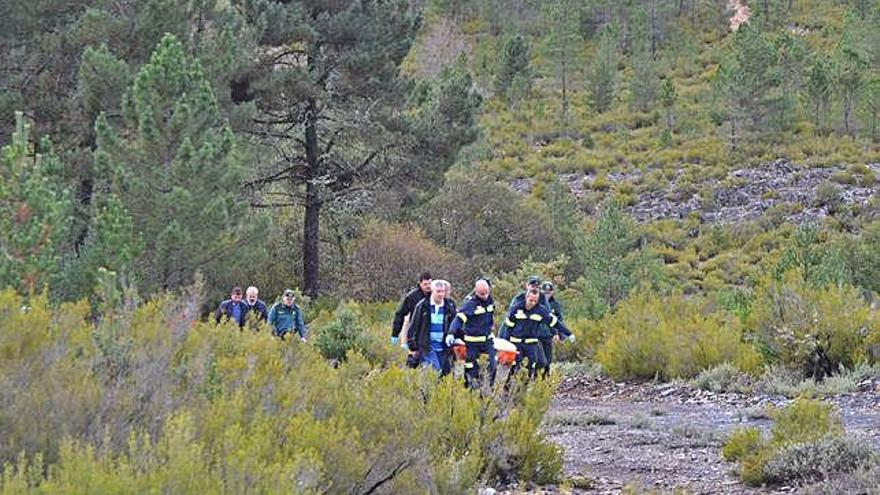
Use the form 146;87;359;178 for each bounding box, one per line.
486;344;497;386
540;338;553;379
465;344;480;388
439;346;451;376
525;343;540;380
423;346;441;371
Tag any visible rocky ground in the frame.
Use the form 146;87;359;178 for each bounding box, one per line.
522;374;880;494
537;160;880;224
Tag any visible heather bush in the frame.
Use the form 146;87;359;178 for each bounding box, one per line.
595;292;761;380
0;288;562;493
722;398;868;487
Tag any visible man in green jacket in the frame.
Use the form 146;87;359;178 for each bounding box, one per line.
268;289;307;341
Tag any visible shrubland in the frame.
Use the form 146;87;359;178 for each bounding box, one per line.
0;288;562;493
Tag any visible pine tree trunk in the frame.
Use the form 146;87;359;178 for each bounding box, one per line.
302;97;321;298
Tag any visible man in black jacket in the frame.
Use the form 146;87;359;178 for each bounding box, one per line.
216;286;249;328
407;280;456;374
391;272;432;348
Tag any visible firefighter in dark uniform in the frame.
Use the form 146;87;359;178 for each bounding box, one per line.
449;278;496;388
500;287;574;380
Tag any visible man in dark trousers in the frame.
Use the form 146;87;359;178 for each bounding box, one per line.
538;281;565;378
449;279;496;388
500;288;574;380
216;286;249;328
391;272;432;349
407;279;456;374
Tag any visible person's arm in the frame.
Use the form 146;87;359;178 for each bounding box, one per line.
543;308;572;339
267;304;277;333
554;300;564;323
258;302;269;321
215;302;224;324
449;300;471;339
391;291;410;339
295;307;307;339
407;302;423;350
499;305;516;340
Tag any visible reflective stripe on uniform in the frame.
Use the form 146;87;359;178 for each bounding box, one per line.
486;304;494;312
515;310;527;319
464;362;475;368
529;313;543;321
549;315;558;327
474;305;486;315
510;337;539;344
464;335;487;343
505;319;515;327
457;313;468;323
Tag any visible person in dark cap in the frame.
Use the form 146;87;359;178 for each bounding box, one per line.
267;289;307;341
506;275;550;314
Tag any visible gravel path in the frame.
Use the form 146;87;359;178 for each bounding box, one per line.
539;375;880;494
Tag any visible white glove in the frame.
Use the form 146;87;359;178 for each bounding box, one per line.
445;334;455;346
567;334;576;343
401;341;409;350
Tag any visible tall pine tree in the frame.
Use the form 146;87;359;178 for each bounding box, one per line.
0;112;71;294
94;33;265;294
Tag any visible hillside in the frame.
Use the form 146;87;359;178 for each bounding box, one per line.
3;1;880;493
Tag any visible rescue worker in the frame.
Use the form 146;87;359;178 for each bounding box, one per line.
538;281;565;378
267;289;307;341
216;286;249;328
245;286;269;322
449;279;496;388
500;287;574;380
407;280;456;374
507;275;550;313
391;272;432;348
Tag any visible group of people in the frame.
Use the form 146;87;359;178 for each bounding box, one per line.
391;272;575;387
215;286;307;341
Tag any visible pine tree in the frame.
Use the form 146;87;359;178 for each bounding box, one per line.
94;33;265;293
494;34;531;101
806;54;833;135
541;0;581;123
590;27;618;114
236;0;426;296
659;76;677;145
0;112;71;294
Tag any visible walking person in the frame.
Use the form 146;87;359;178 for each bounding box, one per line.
500;288;574;380
407;280;456;374
538;281;565;378
267;289;307;341
391;272;432;348
449;279;497;388
216;286;249;328
245;286;269;322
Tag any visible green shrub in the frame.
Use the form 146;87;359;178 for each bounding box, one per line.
595;292;761;381
763;436;876;485
723;398;858;487
691;363;751;393
747;275;880;378
0;289;562;492
723;428;765;462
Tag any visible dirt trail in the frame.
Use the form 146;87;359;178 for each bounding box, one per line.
543;376;880;494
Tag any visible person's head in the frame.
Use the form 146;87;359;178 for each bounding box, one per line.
282;289;295;306
230;287;243;303
473;279;490;301
246;286;259;304
419;272;433;293
541;281;554;298
526;276;541;290
430;279;448;303
525;288;540;309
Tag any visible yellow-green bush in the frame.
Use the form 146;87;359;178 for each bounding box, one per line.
595;291;761;380
0;289;562;493
747;274;880;378
722;398;855;487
